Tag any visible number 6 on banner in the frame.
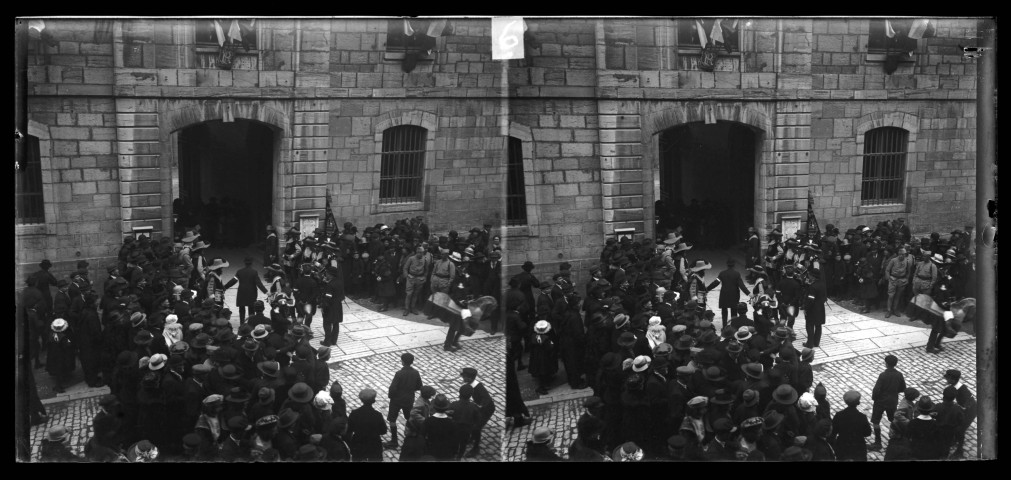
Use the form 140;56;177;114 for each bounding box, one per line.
492;16;525;60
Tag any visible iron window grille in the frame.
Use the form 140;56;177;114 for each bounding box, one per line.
506;136;528;226
861;127;908;206
16;134;45;224
379;125;427;204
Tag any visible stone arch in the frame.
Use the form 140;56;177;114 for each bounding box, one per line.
640;102;774;242
373;110;439;134
854;111;919;145
642;102;773;139
164;101;291;136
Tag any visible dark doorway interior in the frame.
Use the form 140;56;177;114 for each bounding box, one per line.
657;121;756;249
176;119;274;248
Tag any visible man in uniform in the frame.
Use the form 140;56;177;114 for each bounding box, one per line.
884;246;913;318
401;246;430;316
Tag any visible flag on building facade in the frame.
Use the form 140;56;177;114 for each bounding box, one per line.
323;188;338;242
807;190;821;240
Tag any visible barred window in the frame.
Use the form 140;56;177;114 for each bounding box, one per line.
16;134;45;224
379;125;427;204
861;127;908;205
506;136;528;226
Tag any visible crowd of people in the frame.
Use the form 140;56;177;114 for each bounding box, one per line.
506;216;978;461
21;215;499;462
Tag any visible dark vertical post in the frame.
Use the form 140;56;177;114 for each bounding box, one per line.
974;17;996;461
15;18;30;462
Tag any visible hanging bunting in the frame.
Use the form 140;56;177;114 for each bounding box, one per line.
884;19;897;38
907;19;930;40
228;19;243;44
695;19;709;48
403;18;416;37
426;19;448;38
710;19;725;46
213;20;226;47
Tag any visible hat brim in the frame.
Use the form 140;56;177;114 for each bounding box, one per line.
690;263;712;272
774;392;799;405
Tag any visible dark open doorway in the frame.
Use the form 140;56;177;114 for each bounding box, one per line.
657;121;757;250
175;119;275;248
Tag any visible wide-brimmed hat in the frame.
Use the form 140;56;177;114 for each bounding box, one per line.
773;384;799;405
762;410;785;431
448;251;462;263
631;355;651;373
191;240;210;251
531;426;554;444
218;364;243;381
671;241;693;255
800;348;815;362
148;354;168;371
241;338;260;352
703;366;727;382
207;258;229;270
710;389;735;405
257;361;280;378
47;425;71;443
741;363;764;380
277;408;300;429
251;325;270;340
288;382;314;403
533;320;551;334
734;327;753;342
181;231;199;243
432;393;451;412
49;317;69;333
191;333;211;349
617;331;637;348
916;396;935;414
689;259;712;272
672;335;693;351
133;329;154;345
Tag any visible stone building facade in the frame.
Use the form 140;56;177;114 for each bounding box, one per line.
499;17;980;285
17;18;510;284
16;17;980;291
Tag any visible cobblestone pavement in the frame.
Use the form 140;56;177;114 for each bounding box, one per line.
28;336;505;462
27;247;506;462
517;248;973;404
505;339;979;461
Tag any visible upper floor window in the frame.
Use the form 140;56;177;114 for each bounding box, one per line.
861;127;909;206
195;19;257;50
16;134;45;225
506;137;528;226
868;19;933;54
677;19;740;53
379;125;427;204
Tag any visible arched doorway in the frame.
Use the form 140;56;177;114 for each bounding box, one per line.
174;119;277;249
656;121;758;250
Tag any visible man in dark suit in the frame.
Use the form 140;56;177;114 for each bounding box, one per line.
264;225;279;266
713;259;751;331
30;259;58;319
944;369;977;458
320;266;346;347
831;390;872;461
224;257;268;323
744;227;762;282
803;269;828;348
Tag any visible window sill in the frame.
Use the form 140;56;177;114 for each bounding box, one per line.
375;202;426;214
195;45;258;53
503;225;531;238
677;47;740;56
383;51;436;62
865;52;916;63
15;223;49;236
855;203;908;216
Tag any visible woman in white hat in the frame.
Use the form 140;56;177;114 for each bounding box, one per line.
685;259;714;308
527;320;558;395
46;318;76;393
